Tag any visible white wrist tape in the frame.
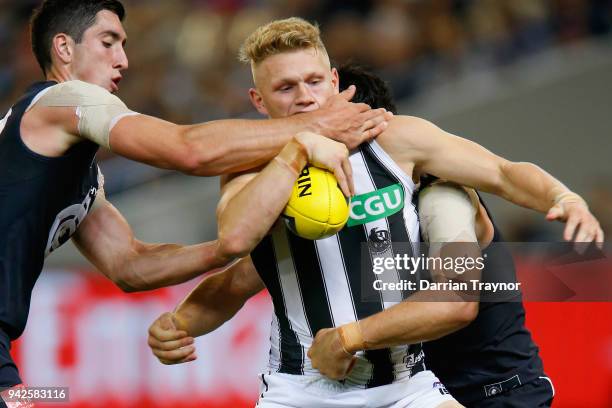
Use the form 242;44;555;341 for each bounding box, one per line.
35;80;137;149
418;181;478;244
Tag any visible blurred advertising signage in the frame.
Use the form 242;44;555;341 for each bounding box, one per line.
11;270;272;408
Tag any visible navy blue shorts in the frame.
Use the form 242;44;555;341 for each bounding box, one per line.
469;376;554;407
0;330;21;389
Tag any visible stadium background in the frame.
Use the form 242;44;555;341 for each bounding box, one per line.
1;0;611;407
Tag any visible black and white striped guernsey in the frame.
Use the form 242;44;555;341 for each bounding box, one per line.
250;140;426;388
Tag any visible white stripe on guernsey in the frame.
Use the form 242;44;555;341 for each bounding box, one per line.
363;143;422;366
367;141;420;256
272;225;313;345
352;150;403;307
315;235;357;326
368;141;415;195
268;315;281;372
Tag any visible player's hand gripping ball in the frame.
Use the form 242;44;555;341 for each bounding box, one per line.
283;166;350;240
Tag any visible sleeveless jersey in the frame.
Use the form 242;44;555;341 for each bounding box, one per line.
422;188;545;404
251;141;426;388
0;81;100;340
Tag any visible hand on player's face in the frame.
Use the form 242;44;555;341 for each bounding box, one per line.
147;312;197;365
308;328;357;380
253;49;392;149
546;199;605;250
295;131;354;196
317;85;393;149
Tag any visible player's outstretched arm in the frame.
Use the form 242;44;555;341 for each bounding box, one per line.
215;132;353;263
383;115;603;247
72;190;230;292
308;182;486;380
147;257;264;365
28;82;388;175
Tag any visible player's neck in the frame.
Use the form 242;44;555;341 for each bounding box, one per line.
45;65;73;84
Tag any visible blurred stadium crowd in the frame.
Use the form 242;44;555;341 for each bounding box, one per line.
1;0;611;241
1;0;611;121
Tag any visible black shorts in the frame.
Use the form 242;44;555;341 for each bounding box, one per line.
0;331;21;389
470;377;554;408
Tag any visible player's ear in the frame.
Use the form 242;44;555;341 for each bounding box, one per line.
51;33;74;65
331;67;340;93
249;88;269;116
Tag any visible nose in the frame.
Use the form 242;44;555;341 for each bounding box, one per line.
295;83;316;106
114;46;129;71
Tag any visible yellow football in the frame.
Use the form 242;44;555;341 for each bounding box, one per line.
282;166;349;240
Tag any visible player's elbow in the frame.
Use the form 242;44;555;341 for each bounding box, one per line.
452;302;479;328
114;277;139;293
217;229;253;262
178;126;226;176
107;253;153;293
104;266;140;293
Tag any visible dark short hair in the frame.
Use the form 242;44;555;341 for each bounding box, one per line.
30;0;126;74
338;63;397;114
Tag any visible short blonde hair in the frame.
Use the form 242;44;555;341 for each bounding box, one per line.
239;17;328;65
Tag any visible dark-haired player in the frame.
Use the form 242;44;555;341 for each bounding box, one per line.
339;63;556;407
0;1;389;401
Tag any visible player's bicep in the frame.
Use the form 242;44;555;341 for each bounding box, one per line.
109;114;194;170
216;171;260;218
413;120;508;192
72;190;135;279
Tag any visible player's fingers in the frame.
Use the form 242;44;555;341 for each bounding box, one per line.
148;335;194;351
339;85;356;102
595;228;604;249
360;110;388;132
178;353;197;364
148;324;189;342
367;121;389;140
334;165;351;198
563;217;579;241
341;158;354;196
358;108;388;127
345;356;357;376
158;312;176;330
165;353;197;365
546;204;564;221
153;345;196;363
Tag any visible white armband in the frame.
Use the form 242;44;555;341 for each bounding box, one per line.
34;80;138;149
418;181;478;243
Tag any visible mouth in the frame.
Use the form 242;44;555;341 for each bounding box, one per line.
110;76;122;92
291;106;319;115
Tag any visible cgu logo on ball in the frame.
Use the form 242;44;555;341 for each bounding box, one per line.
348;184;404;227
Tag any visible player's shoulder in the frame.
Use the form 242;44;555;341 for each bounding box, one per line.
377;115;439;148
41;80;123;106
47;79;106;93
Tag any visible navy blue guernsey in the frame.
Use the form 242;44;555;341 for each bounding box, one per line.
0;81;100;340
419;179;545;404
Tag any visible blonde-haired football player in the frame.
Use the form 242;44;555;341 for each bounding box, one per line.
147;18;602;408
